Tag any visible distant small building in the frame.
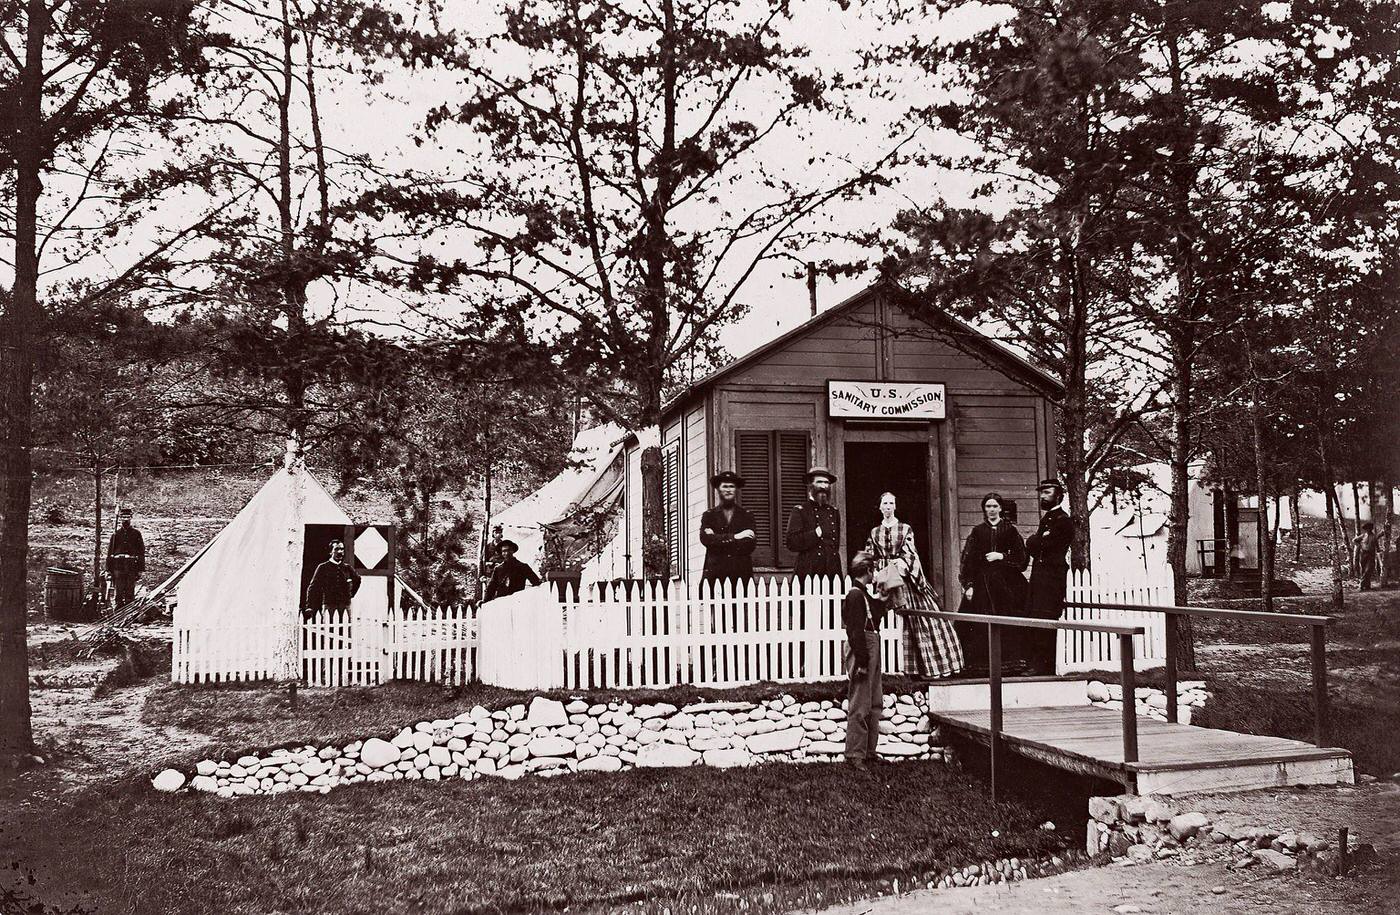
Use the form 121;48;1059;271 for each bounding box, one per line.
1092;461;1261;578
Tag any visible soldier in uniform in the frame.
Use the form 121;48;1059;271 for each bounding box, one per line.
699;470;757;586
305;540;361;616
1024;477;1074;674
484;539;541;602
785;467;842;580
105;507;145;606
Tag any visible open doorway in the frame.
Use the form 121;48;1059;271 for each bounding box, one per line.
843;442;931;570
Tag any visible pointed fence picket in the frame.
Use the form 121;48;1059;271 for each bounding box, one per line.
1057;569;1173;672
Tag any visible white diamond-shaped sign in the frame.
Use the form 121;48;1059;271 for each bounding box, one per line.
354;527;389;569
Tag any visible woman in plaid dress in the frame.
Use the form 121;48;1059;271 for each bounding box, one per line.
865;492;964;680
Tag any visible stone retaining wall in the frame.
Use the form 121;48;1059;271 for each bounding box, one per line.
153;691;949;798
1086;679;1209;724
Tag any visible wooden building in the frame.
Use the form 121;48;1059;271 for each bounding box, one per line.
620;282;1064;610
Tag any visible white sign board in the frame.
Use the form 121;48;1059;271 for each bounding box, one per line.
827;381;946;420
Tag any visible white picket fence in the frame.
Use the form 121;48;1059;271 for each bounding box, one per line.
476;576;904;692
172;569;1174;687
173;605;477;686
563;577;904;691
1057;568;1174;672
172;623;289;684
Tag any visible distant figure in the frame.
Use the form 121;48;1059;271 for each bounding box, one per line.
480;523;506;598
1024;478;1074;675
864;492;962;680
105;507;145;606
955;492;1029;675
1354;521;1379;592
842;551;884;769
699;471;757;586
785;467;842;580
484;539;541;602
1382;521;1394;587
305;541;361;616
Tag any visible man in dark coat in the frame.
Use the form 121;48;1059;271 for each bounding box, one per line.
484;539;541;602
305;540;361;616
700;470;757;586
105;507;145;606
1024;478;1074;674
785;467;842;580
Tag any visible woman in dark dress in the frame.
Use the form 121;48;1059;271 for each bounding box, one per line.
954;492;1028;675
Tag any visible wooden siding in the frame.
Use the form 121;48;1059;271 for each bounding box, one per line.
888;306;1038;394
727;298;880;386
684;404;707;578
952;395;1047;545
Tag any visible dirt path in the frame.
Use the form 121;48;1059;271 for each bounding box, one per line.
9;672;211;808
805;783;1400;915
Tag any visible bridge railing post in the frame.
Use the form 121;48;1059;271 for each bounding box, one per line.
1164;612;1179;724
1119;632;1138;764
988;622;1003;805
1311;623;1330;747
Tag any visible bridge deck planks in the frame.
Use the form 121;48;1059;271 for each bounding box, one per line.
930;705;1353;792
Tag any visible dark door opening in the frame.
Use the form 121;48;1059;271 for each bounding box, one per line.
843;442;930;570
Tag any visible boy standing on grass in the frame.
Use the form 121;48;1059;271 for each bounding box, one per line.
844;551;884;769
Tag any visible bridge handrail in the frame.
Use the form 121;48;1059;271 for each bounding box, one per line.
1065;600;1332;626
896;608;1147;802
902;608;1144;636
1064;599;1333;750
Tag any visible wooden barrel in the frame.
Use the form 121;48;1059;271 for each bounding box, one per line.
44;567;83;621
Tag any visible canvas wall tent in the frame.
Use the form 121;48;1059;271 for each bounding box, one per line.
489;423;629;575
167;462;423;680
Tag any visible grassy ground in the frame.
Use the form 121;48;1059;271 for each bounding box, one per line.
3;758;1069;915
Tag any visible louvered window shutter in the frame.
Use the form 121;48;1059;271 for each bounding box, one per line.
663;444;681;578
735;432;774;567
775;432;811;568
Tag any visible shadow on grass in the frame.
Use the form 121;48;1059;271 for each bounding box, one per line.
4;760;1072;915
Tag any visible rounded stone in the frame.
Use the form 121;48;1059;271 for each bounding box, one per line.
152;769;186;792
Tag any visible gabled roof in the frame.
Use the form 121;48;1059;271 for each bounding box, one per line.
663;280;1064;419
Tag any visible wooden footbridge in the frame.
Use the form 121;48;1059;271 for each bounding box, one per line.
908;603;1353;797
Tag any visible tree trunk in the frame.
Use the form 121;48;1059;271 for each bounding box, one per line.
1351;480;1364;533
1165;334;1195;670
1223;482;1237;583
1060;215;1091;571
636;0;677;583
1319;431;1345;611
1383;481;1395;587
639;445;667;580
92;464;103;600
278;0;308;445
1245;335;1273;610
1062;408;1091;572
1290;488;1302;561
0;0;47;757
